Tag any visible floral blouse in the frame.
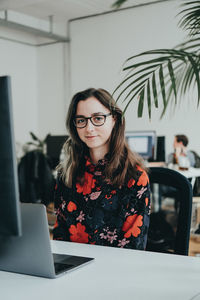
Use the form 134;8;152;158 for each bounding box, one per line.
53;157;151;250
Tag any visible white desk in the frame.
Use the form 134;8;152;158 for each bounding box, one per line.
177;167;200;188
150;165;200;188
1;240;200;300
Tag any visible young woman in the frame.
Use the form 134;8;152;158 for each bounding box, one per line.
53;88;150;250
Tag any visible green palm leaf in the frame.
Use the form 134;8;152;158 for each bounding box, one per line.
137;88;145;117
112;0;200;117
159;65;166;106
113;48;200;117
120;79;148;104
168;59;177;102
112;63;160;96
179;1;200;35
115;71;154;102
123;85;145;115
187;54;200;105
111;0;127;9
125;49;188;63
152;72;158;108
147;80;151;119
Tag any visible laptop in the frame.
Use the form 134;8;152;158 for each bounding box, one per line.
0;203;94;278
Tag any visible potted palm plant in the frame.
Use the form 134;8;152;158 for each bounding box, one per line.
112;0;200;119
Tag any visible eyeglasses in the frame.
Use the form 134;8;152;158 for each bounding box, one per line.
73;113;112;128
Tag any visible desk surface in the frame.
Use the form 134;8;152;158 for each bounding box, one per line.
148;164;200;179
1;240;200;300
177;167;200;179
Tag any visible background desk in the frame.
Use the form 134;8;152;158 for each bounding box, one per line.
149;165;200;189
177;167;200;188
1;240;200;300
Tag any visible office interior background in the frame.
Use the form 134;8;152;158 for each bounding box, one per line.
0;0;199;159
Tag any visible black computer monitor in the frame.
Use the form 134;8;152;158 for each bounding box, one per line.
46;135;68;169
0;76;22;236
156;136;166;162
125;130;157;161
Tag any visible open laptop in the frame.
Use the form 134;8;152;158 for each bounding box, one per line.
0;203;94;278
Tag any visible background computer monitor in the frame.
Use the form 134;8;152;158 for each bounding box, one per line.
0;76;22;236
156;136;166;162
125;130;157;161
46;135;68;169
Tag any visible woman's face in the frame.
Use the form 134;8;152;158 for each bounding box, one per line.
75;96;115;154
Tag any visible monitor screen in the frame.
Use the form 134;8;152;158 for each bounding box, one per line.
125;131;157;161
0;76;22;236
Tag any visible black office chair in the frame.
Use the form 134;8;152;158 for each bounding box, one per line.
147;167;192;256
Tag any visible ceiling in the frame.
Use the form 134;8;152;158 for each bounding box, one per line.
0;0;163;22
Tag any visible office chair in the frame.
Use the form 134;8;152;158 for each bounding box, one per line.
147;167;192;256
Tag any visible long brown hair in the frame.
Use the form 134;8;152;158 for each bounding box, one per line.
58;88;146;187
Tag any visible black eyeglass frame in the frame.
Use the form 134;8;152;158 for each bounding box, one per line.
73;113;112;128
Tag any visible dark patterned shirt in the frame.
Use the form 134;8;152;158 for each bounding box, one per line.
53;157;151;250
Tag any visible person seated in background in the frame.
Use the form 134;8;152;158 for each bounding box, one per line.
53;88;150;250
168;134;195;168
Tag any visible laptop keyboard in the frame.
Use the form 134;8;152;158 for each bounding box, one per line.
53;253;94;275
54;262;74;275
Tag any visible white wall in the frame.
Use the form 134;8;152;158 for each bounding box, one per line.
0;33;38;145
37;43;68;138
69;0;200;157
0;27;68;149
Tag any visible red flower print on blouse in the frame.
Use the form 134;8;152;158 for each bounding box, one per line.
127;178;136;188
76;172;96;195
122;214;143;238
54;220;58;229
69;223;89;243
85;158;91;166
136;167;149;187
67;201;77;212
